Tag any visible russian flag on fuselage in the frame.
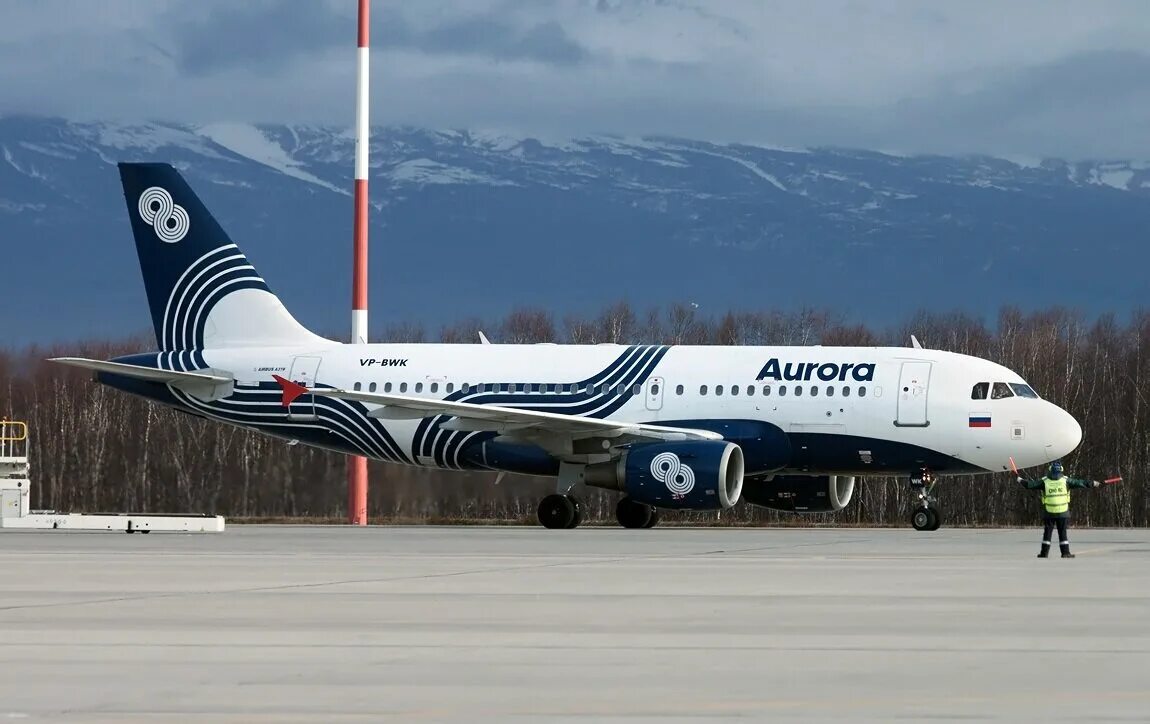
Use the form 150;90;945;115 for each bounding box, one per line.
969;413;992;428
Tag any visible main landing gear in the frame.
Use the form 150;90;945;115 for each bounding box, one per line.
535;494;662;529
537;464;663;529
537;494;584;529
909;467;942;531
615;497;660;529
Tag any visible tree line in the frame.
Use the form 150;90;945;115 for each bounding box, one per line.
1;303;1145;526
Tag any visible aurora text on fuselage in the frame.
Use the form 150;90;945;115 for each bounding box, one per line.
755;359;876;383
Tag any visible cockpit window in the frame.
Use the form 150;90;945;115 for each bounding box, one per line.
991;382;1014;399
1009;383;1039;399
971;382;989;400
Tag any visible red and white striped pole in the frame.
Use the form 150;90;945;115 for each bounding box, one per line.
347;0;370;525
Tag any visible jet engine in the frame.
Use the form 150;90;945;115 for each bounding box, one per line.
741;474;855;513
585;441;744;510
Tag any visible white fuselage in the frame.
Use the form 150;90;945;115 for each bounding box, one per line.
152;342;1083;478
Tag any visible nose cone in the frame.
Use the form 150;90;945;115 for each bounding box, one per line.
1049;406;1083;460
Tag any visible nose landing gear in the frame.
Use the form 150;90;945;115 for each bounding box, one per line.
909;468;942;531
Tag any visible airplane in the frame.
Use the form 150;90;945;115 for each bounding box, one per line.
53;163;1083;531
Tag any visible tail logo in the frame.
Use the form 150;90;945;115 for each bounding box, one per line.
138;187;190;243
651;452;695;496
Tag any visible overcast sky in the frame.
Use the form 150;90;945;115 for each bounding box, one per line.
2;0;1149;159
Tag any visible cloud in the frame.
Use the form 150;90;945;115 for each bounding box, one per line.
167;1;347;75
381;12;589;66
4;0;1150;159
163;0;589;75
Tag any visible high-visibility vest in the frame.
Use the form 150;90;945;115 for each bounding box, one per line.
1042;477;1070;514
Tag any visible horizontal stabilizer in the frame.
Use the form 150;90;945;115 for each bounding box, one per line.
51;358;234;401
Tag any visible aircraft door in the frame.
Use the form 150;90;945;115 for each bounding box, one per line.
896;361;932;427
645;376;664;412
287;356;322;420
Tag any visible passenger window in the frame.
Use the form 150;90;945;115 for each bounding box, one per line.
651;383;660;395
383;382;392;393
461;383;470;394
446;383;454;393
368;382;377;393
779;386;787;397
795;386;803;397
700;385;708;395
414;382;422;393
810;386;819;397
992;382;1014;399
842;386;850;397
731;385;740;396
858;386;867;397
971;382;989;400
399;382;408;393
826;386;834;397
715;385;724;396
763;385;771;396
354;382;362;391
633;384;642;396
430;383;438;393
676;384;684;395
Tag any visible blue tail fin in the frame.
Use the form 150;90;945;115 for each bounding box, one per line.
118;163;327;351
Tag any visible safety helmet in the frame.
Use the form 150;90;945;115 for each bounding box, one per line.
1050;460;1063;477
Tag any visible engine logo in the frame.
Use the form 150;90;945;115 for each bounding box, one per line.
138;186;190;243
650;452;695;496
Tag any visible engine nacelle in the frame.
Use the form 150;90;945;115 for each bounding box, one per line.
585;441;744;510
741;474;856;513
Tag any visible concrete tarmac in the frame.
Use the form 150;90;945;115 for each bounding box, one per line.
1;526;1148;722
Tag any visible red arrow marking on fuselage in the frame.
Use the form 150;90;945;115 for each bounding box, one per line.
272;374;309;407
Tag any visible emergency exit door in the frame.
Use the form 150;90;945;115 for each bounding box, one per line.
896;361;932;427
287;356;322;420
645;376;664;411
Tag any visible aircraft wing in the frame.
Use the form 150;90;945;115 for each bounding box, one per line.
273;375;721;444
51;358;235;401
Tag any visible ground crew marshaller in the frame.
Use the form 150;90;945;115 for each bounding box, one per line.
1018;460;1100;558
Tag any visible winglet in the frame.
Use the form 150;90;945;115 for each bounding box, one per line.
910;335;923;349
478;331;491;345
272;374;309;407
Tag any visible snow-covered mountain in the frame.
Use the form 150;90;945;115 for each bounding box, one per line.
2;115;1149;344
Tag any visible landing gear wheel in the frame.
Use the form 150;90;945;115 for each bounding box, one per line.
643;507;661;529
927;507;942;531
911;507;934;532
538;494;576;529
565;497;585;529
908;467;942;531
616;497;653;529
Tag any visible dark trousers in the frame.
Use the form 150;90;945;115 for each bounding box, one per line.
1041;516;1070;551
